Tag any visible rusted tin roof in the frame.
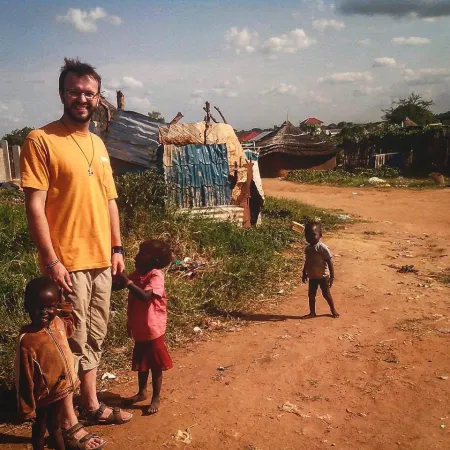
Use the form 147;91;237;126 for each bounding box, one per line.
100;110;162;168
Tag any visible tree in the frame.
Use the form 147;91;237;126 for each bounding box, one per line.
2;127;34;147
382;93;436;125
436;110;450;125
148;111;166;123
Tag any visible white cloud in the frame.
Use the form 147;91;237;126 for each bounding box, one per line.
357;38;372;47
373;57;397;68
122;76;143;88
318;71;373;84
56;7;122;33
189;78;241;104
353;85;384;96
391;36;431;45
107;76;144;90
0;102;8;113
403;68;450;85
261;29;316;55
309;90;331;104
312;19;345;32
423;16;439;22
224;27;259;54
260;83;298;96
126;97;151;111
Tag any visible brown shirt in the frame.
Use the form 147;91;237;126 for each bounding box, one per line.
15;316;79;418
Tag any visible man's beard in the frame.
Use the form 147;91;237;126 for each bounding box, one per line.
64;102;97;123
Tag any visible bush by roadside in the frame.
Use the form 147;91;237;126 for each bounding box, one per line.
285;168;443;189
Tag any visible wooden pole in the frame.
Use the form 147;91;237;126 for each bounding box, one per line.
203;107;218;123
204;102;211;124
169;112;184;126
214;106;228;124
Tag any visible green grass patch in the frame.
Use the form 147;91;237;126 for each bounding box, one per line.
286;168;443;189
0;171;348;406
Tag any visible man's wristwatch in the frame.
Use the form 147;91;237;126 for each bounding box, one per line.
111;246;126;256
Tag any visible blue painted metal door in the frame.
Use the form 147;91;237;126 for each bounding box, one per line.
165;144;231;208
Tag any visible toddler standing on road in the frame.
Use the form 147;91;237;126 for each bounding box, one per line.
301;222;340;318
115;240;173;415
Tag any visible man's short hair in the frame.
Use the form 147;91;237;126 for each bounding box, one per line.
59;57;101;93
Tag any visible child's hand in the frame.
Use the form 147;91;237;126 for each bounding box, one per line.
329;277;334;288
112;272;129;291
114;271;129;284
302;272;308;283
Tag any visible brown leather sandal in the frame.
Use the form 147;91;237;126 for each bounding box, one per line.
80;402;132;425
62;422;107;449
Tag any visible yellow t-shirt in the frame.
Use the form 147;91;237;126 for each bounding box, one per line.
20;120;118;272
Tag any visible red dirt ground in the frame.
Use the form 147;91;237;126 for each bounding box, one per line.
3;180;450;450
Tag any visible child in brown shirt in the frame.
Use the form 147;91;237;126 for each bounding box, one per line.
15;277;106;450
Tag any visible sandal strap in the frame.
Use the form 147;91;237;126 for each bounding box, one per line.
113;406;124;424
79;432;101;444
62;422;84;438
93;402;107;420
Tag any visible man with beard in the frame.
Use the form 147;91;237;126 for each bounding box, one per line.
21;58;132;446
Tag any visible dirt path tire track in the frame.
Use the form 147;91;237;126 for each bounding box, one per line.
3;180;450;450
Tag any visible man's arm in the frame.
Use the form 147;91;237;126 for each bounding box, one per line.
109;199;124;275
24;188;72;292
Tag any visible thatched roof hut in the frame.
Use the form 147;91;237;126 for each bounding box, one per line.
256;121;339;177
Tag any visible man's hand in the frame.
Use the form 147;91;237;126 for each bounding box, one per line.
302;272;308;284
329;277;334;288
111;253;125;276
48;262;73;293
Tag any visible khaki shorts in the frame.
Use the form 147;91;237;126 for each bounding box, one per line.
66;268;111;373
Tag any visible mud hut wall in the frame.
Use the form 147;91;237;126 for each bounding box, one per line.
259;153;337;178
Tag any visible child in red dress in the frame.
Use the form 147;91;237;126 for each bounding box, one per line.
116;240;173;415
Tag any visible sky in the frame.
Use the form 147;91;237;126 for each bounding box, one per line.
1;0;450;136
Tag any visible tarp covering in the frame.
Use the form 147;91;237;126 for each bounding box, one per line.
256;121;339;157
159;122;246;172
163;143;231;208
101;110;161;168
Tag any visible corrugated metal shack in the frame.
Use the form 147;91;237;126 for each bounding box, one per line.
91;94;162;174
159;121;262;226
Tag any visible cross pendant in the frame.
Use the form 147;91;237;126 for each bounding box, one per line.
88;168;94;176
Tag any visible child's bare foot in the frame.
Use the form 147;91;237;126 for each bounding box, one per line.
332;311;340;318
300;313;317;319
145;397;160;415
122;392;147;406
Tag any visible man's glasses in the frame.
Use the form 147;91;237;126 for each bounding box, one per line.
64;89;99;100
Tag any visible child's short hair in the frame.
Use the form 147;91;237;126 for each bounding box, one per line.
140;240;172;269
304;221;322;234
24;277;59;312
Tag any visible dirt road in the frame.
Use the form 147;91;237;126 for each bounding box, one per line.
4;181;450;450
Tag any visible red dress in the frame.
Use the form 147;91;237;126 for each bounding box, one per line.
127;269;173;372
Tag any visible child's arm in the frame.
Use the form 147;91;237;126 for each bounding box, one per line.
326;258;334;287
16;346;36;420
126;281;154;302
116;272;155;302
302;264;308;283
